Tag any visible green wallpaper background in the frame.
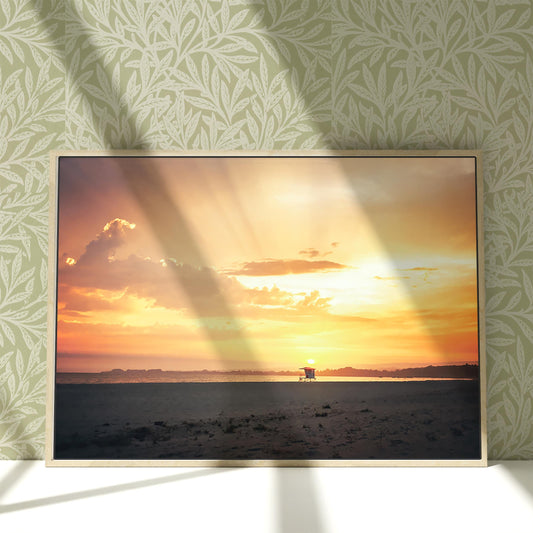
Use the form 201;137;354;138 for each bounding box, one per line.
1;0;533;459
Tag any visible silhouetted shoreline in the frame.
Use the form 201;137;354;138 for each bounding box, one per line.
57;363;479;384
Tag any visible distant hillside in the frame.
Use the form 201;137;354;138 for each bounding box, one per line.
318;364;479;379
59;364;479;380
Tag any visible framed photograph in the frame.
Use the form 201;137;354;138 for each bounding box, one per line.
46;151;487;466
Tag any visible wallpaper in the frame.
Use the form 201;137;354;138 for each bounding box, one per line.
1;0;533;459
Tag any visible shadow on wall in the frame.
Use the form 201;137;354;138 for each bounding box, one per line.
19;1;487;531
30;1;333;531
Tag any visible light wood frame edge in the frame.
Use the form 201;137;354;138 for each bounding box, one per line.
45;149;487;467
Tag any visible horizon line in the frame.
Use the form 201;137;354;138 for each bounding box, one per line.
58;362;479;375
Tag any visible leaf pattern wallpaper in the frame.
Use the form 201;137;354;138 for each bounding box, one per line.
1;0;533;459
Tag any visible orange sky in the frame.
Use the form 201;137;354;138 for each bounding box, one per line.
55;156;480;372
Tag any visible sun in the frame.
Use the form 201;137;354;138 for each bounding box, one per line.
307;359;315;365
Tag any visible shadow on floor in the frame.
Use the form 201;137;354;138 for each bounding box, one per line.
498;460;533;503
276;468;326;533
0;464;233;514
0;461;35;501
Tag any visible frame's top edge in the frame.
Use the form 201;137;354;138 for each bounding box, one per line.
50;149;483;158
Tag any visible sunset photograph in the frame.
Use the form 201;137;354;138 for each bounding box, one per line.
51;154;483;462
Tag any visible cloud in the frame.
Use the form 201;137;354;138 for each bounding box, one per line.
298;247;333;259
227;259;350;276
59;218;228;313
240;286;334;317
58;219;340;319
58;285;122;313
299;248;321;258
294;290;331;310
400;267;438;272
298;242;341;258
75;218;136;267
243;285;297;307
374;275;410;281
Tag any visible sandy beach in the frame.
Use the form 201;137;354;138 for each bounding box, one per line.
53;381;481;460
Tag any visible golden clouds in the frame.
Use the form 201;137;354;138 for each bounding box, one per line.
58;218;341;321
103;218;136;232
68;216;137;268
227;259;350;276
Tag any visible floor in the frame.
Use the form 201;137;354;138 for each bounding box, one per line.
1;461;532;532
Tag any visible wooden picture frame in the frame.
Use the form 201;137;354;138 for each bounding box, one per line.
46;150;487;466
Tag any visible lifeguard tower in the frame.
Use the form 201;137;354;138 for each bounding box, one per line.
299;366;316;382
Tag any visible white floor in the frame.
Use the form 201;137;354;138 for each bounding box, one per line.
1;461;532;533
